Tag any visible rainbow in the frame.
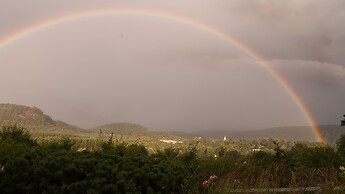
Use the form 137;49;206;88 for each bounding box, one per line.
0;8;324;142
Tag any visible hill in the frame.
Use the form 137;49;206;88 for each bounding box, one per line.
0;103;83;134
319;125;345;144
1;103;344;143
90;122;149;135
231;126;316;141
197;125;345;143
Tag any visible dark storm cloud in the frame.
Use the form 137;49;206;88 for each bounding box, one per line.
213;0;345;65
274;60;345;125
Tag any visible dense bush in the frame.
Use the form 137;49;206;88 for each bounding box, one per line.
0;126;203;193
1;125;345;193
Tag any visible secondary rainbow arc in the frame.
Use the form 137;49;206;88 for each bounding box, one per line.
0;8;324;142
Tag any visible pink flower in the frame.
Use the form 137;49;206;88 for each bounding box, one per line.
202;175;218;188
202;180;210;187
209;175;217;181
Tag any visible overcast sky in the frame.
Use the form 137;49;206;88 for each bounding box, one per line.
0;0;344;131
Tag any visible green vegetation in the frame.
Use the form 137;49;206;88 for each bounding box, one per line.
1;125;345;193
90;123;148;135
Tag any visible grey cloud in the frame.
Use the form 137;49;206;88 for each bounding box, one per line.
273;59;345;125
212;0;345;64
1;0;344;64
0;0;344;131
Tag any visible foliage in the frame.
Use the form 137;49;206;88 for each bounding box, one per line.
1;125;345;193
0;125;36;146
337;134;345;161
0;125;39;160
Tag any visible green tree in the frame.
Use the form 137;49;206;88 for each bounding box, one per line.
337;134;345;157
0;125;36;146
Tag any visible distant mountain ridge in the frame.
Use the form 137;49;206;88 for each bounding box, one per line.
197;125;345;144
0;103;344;143
318;125;345;144
233;126;316;141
